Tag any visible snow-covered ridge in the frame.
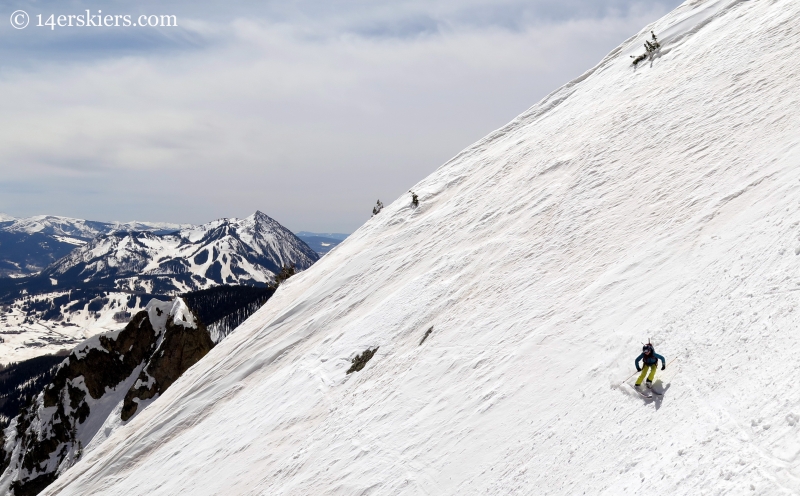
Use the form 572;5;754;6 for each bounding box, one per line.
41;211;319;294
0;215;188;240
0;215;191;279
44;1;800;495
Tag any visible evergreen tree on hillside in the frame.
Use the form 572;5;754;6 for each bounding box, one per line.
270;264;296;289
631;31;661;66
644;31;660;53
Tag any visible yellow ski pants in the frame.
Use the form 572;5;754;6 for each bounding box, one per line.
635;364;657;386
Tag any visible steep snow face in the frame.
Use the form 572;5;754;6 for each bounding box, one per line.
45;1;800;495
41;211;319;293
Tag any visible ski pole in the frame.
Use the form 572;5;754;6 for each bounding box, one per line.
620;370;639;386
664;357;678;369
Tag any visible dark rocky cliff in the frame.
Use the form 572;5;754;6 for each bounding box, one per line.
0;298;214;496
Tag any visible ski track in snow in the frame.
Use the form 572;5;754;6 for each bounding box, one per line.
44;0;800;494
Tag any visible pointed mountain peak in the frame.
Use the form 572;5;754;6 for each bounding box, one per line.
250;210;277;224
237;210;286;233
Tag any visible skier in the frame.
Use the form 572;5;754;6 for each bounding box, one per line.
634;343;666;389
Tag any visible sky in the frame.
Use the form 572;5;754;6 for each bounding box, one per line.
0;0;683;233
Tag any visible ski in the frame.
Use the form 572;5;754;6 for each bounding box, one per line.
629;383;652;398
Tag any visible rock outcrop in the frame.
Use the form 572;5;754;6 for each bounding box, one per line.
0;298;213;496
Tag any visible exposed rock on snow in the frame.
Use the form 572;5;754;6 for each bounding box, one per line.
121;300;213;421
346;347;379;374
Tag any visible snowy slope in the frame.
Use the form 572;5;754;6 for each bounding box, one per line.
44;1;800;495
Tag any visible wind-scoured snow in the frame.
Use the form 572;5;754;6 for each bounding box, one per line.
44;1;800;495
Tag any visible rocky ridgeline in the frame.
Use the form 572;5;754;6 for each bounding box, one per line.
0;298;214;496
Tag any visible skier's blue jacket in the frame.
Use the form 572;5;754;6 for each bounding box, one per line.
635;352;665;370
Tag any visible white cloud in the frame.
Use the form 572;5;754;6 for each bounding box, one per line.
0;1;681;231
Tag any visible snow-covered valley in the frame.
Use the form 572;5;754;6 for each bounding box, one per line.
9;0;800;494
0;292;148;363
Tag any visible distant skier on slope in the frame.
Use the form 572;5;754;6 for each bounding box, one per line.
634;343;666;389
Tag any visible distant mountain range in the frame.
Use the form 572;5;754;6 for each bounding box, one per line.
0;215;346;279
0;211;318;300
0;215;189;278
40;211;318;295
294;232;348;255
0;212;321;363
